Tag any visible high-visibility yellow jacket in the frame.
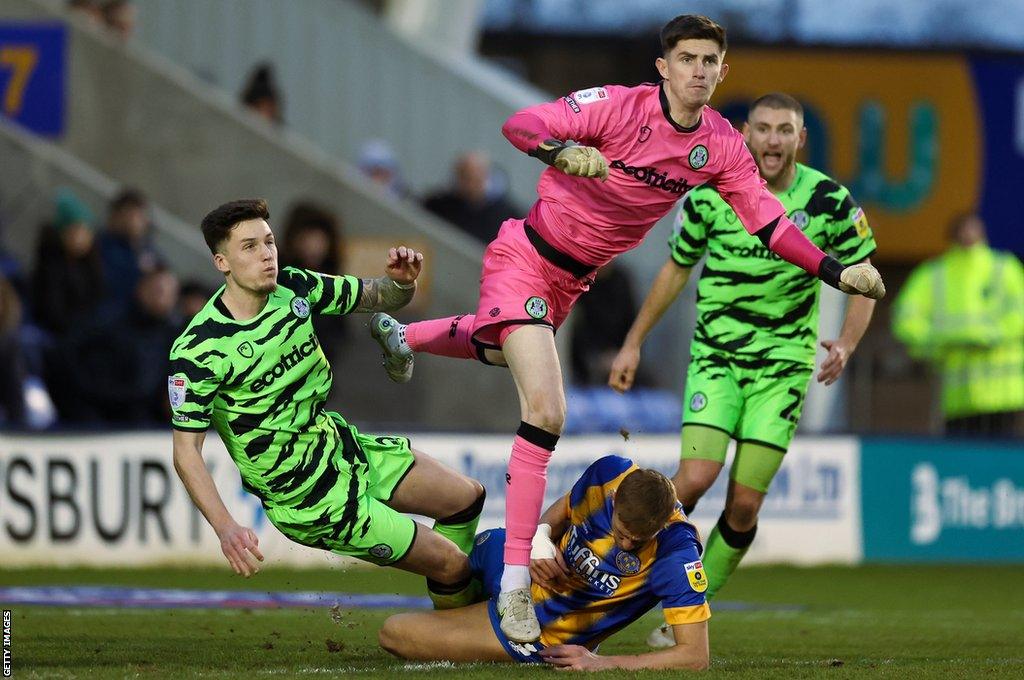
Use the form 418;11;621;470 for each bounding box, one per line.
892;244;1024;419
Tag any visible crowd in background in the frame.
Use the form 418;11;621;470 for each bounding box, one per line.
0;186;360;430
9;6;1017;435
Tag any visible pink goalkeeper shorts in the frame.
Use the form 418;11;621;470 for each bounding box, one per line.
471;218;593;350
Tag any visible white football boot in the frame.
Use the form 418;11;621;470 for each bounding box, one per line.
497;588;540;643
369;313;413;383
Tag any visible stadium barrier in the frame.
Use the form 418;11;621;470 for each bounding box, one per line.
1;433;1020;567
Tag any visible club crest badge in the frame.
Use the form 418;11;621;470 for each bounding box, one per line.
689;392;708;412
790;210;810;230
525;296;548;320
238;341;254;358
688;144;709;170
638;125;652;143
615;551;641;575
369;543;393;560
291;296;311;319
167;376;186;410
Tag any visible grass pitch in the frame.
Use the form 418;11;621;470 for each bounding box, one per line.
2;564;1023;678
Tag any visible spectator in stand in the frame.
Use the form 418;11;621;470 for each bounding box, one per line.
358;139;408;198
570;262;646;387
32;190;105;336
50;267;181;425
68;0;104;28
102;0;137;40
423;151;521;243
178;280;214;324
892;213;1024;437
279;201;349;347
241;62;283;125
98;188;164;314
0;273;27;427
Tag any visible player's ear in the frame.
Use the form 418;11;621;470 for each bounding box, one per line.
655;56;669;80
718;60;729;82
742;121;752;143
213;252;230;275
798;126;808;150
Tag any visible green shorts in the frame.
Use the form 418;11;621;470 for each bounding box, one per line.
683;353;813;452
265;414;417;566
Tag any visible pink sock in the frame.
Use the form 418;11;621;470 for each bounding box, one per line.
405;315;476;359
503;424;557;567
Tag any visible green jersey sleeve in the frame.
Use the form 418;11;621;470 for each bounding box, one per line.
669;189;715;267
278;267;362;316
822;184;877;265
168;342;222;431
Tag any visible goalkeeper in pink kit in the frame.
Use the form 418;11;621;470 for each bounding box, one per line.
371;14;884;642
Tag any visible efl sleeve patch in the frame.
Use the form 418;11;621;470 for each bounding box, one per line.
571;87;609;105
685;560;709;592
852;207;871;239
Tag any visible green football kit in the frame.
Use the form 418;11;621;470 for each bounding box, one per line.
168;267;417;565
669;164;876;597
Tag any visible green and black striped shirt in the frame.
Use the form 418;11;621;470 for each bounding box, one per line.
168;267;361;508
671;163;877;365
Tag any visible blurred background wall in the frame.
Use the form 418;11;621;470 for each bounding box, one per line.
0;0;1021;437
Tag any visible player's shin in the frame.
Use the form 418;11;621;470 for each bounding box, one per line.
405;315;477;359
702;513;757;599
424;488;487;609
432;487;486;556
426;576;483;610
501;422;557;592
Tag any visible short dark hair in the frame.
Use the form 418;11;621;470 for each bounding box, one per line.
109;187;147;213
947;212;984;242
615;468;677;537
200;198;270;254
749;92;804;120
660;15;727;55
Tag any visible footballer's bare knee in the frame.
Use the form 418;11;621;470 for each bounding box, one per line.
724;497;762;531
379;615;411;658
523;395;566;435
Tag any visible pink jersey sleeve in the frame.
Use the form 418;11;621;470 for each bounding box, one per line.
517;85;624;147
712;131;786;235
714;127;828;276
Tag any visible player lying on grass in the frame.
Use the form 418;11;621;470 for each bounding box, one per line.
379;456;710;671
169;198;484;609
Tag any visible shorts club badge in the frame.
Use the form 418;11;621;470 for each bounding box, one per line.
525;296;549;320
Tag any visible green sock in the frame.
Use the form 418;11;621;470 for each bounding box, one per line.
427;578;484;610
431;488;485;556
432;516;480;557
701;515;757;600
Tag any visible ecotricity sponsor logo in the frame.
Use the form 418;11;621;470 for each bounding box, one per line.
911;463;1024;545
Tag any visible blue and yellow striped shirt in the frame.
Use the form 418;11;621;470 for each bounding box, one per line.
533;455;710;649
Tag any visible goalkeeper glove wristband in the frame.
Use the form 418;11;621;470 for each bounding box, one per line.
529;139;568;167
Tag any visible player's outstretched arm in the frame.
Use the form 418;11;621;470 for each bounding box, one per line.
754;217;885;299
354;246;423;313
540;620;709;671
502;110;608;180
608;259;692;393
172;429;264;577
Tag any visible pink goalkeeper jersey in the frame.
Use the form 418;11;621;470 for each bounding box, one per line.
520;82;785;267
